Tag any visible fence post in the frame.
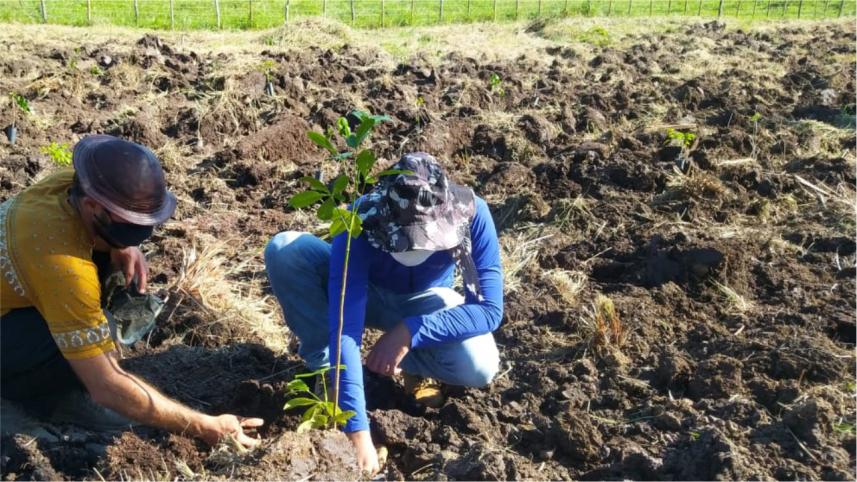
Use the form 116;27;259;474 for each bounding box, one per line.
629;0;633;15
684;0;689;13
286;0;290;22
539;0;543;16
516;0;520;18
797;0;803;17
609;0;614;15
823;0;830;16
838;0;844;16
649;0;653;15
565;0;570;16
411;0;416;20
351;0;355;25
495;0;499;20
134;0;139;26
39;0;47;23
698;0;703;15
467;0;472;18
215;0;221;29
440;0;444;23
382;0;386;26
783;0;788;18
718;0;724;16
752;0;757;17
170;0;174;28
736;0;741;16
87;0;92;24
813;0;818;16
249;0;253;27
668;0;672;14
766;0;771;17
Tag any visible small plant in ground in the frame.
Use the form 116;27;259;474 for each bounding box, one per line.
256;60;275;82
489;73;505;96
284;366;355;432
9;93;31;128
750;112;762;160
69;58;78;70
665;128;697;147
288;110;409;428
583;295;626;350
833;420;856;435
40;142;73;166
90;65;104;77
581;25;611;46
414;96;425;123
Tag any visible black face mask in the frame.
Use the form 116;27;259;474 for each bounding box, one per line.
93;209;154;249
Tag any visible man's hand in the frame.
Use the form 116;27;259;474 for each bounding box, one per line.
347;430;380;476
201;414;265;448
366;322;411;377
111;246;149;293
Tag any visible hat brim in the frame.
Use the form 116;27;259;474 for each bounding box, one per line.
73;135;177;226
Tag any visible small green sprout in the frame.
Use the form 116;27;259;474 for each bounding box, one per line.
665;128;697;147
90;65;104;77
489;73;505;96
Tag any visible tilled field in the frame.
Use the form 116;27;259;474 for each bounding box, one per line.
1;17;855;481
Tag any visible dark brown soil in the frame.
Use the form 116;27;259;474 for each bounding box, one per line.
1;18;855;481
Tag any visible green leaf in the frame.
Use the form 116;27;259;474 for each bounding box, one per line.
333;410;357;425
287;379;310;392
346;134;358;149
329;218;347;238
353;119;376;148
314;365;347;375
322;401;337;417
284;397;318;410
297;419;315;433
289;191;325;208
329;152;353;161
349;215;363;239
337;117;351;137
307;131;336;155
356;150;376;179
377;169;412;178
302;404;319;422
317;198;336;221
332;175;349;195
364;176;376;185
298;176;330;194
311;414;328;428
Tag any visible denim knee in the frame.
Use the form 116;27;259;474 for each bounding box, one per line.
448;336;500;388
264;232;309;271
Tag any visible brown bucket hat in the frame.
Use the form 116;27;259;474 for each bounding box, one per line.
72;135;177;226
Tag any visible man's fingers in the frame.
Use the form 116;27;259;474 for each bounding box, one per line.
240;417;265;428
236;431;262;448
135;261;148;293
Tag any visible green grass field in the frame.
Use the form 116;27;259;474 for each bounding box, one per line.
0;0;853;29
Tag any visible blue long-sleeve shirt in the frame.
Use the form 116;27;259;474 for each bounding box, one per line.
328;196;503;433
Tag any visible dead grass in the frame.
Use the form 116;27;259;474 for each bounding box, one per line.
544;269;588;306
581;294;627;351
498;225;552;294
652;164;728;206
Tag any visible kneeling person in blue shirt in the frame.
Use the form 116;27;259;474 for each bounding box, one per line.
265;152;504;475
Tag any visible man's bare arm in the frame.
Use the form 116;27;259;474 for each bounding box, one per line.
68;351;262;446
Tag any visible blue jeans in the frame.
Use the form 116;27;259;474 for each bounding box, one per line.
265;232;500;387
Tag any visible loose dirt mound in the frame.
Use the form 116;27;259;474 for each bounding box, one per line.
1;18;855;481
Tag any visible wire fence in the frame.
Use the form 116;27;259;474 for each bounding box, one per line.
0;0;853;29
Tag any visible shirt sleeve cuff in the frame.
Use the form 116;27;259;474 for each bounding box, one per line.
405;316;424;349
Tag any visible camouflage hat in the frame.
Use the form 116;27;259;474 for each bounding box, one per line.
357;152;483;301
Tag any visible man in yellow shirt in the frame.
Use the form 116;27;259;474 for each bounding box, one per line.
1;135;262;447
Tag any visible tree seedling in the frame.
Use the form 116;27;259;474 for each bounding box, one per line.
256;60;276;95
90;65;105;77
5;94;32;144
288;110;410;428
284;366;355;432
489;73;505;96
40;142;73;166
664;128;696;147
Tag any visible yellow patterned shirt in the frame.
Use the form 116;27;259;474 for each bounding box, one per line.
0;169;115;360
